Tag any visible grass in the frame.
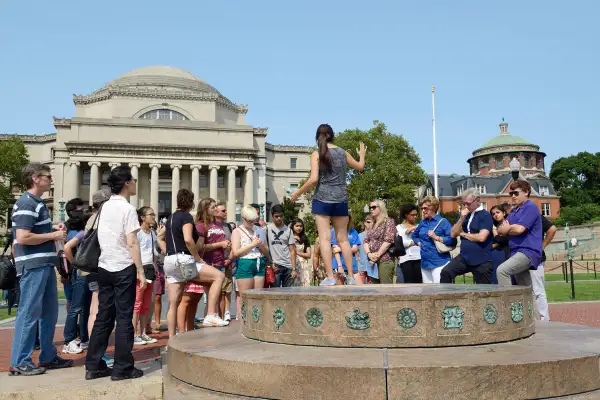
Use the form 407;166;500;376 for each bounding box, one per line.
545;281;600;302
545;273;598;282
0;307;16;321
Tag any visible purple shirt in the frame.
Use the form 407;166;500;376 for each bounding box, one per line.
506;200;543;269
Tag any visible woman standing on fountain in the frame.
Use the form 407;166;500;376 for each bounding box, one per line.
291;124;366;286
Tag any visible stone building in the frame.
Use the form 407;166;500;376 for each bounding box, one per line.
420;119;560;218
2;66;311;224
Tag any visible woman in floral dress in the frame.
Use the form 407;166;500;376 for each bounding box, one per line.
291;218;312;287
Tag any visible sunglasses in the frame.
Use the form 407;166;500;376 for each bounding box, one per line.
509;191;522;197
463;197;480;207
369;206;378;210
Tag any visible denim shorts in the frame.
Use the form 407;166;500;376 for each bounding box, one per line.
312;199;348;217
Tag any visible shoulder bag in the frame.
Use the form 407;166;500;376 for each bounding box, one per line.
0;240;16;290
432;218;455;254
142;231;157;282
388;223;407;258
169;214;197;282
73;205;104;273
264;227;276;287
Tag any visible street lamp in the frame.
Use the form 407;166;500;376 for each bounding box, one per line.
363;204;370;214
509;158;520;181
58;198;66;222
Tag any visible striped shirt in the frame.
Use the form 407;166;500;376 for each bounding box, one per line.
11;192;58;275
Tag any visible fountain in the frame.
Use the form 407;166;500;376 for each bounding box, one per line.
166;285;600;399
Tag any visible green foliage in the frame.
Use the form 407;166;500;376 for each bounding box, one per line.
0;137;29;226
550;152;600;208
553;204;600;227
441;211;460;225
301;212;317;243
281;197;299;225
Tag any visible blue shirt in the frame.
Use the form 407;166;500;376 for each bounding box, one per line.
11;192;58;275
331;228;361;272
460;209;494;265
412;215;456;269
507;200;543;269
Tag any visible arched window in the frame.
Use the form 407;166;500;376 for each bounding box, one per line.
139;109;188;121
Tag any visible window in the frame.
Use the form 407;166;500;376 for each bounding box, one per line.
139;109;188;121
496;156;504;169
101;170;109;186
481;202;488;210
457;185;463;196
159;170;171;180
542;203;551;217
236;172;242;188
290;158;297;169
476;184;487;194
289;183;299;193
199;172;208;188
218;173;225;188
426;187;432;196
539;185;549;196
82;169;90;186
524;154;531;167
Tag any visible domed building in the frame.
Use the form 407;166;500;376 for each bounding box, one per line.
421;119;560;219
2;66;310;223
468;119;547;177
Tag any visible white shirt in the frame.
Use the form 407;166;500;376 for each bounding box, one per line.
137;229;158;266
396;224;421;263
98;195;140;272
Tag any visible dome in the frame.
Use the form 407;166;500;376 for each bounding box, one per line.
480;135;533;148
106;66;220;94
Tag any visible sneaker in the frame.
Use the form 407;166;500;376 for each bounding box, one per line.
8;365;46;376
79;341;89;350
111;367;144;381
224;311;231;322
102;354;114;368
85;367;113;380
321;278;337;286
62;340;83;354
133;336;147;345
346;277;356;285
141;334;157;344
202;314;229;327
39;355;73;370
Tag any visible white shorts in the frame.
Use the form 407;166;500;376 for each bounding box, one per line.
163;254;204;284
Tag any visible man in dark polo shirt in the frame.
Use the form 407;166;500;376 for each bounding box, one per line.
440;189;493;284
496;180;543;287
9;163;72;376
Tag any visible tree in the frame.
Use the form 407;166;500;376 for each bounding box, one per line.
550;152;600;207
298;121;427;223
553;204;600;227
0;137;29;226
281;196;299;225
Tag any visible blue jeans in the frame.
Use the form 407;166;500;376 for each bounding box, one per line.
63;274;91;343
396;264;405;283
274;265;293;288
10;266;58;368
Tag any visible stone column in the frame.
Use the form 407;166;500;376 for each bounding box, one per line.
257;163;267;219
171;164;182;213
129;163;140;207
109;162;121;170
209;165;219;201
244;166;255;205
149;164;161;215
191;165;201;208
88;162;101;207
227;166;238;222
69;161;80;200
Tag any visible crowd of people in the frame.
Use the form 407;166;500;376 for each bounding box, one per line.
7;124;554;380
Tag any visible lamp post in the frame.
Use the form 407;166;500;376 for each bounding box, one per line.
363;204;370;214
565;224;575;299
58;198;66;222
509;157;520;181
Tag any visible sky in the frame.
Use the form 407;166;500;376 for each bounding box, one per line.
0;0;598;175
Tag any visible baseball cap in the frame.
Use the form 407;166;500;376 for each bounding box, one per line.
92;188;112;206
250;203;260;209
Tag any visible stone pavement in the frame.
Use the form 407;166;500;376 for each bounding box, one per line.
549;301;600;328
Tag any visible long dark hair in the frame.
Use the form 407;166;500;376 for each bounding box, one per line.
315;124;334;171
490;205;507;227
290;217;309;245
138;206;151;224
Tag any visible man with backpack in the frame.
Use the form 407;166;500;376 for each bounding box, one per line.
61;198;92;354
9;163;72;376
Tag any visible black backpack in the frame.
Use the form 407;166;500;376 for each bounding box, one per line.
0;240;17;290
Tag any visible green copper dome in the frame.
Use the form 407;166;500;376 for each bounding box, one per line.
481;135;534;148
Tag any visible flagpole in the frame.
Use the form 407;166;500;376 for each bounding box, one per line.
431;85;439;200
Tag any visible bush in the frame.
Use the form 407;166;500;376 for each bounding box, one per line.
556;204;600;226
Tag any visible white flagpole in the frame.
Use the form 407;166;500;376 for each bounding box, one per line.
431;85;439;200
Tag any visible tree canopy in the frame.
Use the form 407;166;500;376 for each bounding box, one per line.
0;137;30;226
298;121;427;225
549;152;600;226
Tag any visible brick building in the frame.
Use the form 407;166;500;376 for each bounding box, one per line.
419;119;560;218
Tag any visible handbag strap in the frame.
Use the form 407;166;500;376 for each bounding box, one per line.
432;217;445;233
169;214;180;263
